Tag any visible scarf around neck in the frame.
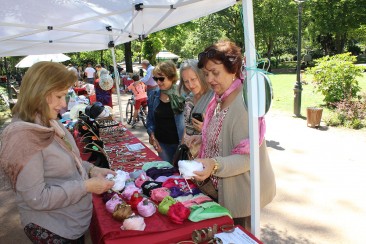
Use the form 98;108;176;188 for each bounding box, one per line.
0;117;87;190
199;78;266;158
161;84;185;114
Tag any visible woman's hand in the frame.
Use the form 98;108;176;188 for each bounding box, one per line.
84;176;115;194
185;135;202;149
149;133;162;153
90;167;116;178
192;158;216;182
191;118;203;132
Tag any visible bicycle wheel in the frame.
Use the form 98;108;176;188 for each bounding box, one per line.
125;100;133;124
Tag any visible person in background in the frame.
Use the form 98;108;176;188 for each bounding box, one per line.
187;40;276;231
67;63;78;76
140;59;158;98
126;74;148;128
94;65;113;107
179;59;214;157
84;62;96;84
0;61;115;243
146;61;185;163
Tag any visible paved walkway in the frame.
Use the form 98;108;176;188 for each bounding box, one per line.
1;92;366;243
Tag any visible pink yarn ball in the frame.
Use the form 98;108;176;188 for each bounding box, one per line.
137;198;156;217
121;184;142;201
150;187;170;203
106;194;123;213
121;214;146;231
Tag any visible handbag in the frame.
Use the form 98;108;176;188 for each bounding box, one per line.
172;144;192;168
194;178;218;200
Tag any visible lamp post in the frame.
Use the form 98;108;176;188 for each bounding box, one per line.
293;0;305;117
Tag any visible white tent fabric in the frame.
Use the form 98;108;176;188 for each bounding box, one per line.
15;53;70;68
0;0;236;57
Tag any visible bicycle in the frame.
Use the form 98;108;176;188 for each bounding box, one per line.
125;94;147;128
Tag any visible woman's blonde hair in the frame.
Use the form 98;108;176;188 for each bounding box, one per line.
153;61;178;84
12;61;77;126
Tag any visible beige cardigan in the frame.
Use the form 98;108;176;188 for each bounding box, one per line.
213;89;276;218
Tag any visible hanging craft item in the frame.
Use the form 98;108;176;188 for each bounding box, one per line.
99;68;114;91
242;71;273;117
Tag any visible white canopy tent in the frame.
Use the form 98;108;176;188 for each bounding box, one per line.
0;0;263;238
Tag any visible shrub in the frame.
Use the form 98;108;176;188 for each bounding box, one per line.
326;93;366;129
306;53;364;106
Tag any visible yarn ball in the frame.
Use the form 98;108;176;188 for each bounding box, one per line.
134;172;151;188
121;214;146;231
158;196;177;215
150;187;171;203
129;191;144;210
106;194;123;213
112;203;133;222
121;184;142;201
137;198;156;217
167;202;190;224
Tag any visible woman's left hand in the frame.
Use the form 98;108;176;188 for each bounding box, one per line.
192;158;216;182
90;167;116;178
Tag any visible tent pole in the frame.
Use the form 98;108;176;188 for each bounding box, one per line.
242;0;260;238
109;45;123;123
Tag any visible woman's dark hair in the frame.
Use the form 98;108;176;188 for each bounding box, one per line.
198;40;243;78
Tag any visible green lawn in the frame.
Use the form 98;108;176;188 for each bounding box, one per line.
268;72;366;118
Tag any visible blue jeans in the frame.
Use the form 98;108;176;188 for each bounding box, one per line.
158;142;178;163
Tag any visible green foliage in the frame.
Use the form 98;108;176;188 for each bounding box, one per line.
141;34;163;65
306;53;364;105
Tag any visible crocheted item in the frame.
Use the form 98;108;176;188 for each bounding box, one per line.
178;160;203;179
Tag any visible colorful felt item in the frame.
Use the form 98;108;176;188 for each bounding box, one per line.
167;202;190;224
121;214;146;231
121;184;142;201
106;194;124;213
128;191;143;210
150;187;171;203
137;198;156;217
188;201;232;222
158;196;177;215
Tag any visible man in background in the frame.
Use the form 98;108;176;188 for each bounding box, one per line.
84;62;96;84
140;59;158;98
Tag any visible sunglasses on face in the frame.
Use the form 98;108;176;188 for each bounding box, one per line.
153;76;165;82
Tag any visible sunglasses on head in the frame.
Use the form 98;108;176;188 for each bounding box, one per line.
198;49;237;63
153;76;165;82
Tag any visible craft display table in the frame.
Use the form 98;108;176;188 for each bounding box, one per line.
76;125;263;244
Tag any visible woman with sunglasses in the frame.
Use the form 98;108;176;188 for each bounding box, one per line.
146;61;185;163
0;62;116;243
179;59;214;157
187;40;276;231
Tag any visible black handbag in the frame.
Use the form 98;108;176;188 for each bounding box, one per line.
172;144;192;168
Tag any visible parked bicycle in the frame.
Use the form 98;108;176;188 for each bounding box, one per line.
125;94;147;128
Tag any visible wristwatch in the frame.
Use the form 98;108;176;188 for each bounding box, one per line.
211;158;219;176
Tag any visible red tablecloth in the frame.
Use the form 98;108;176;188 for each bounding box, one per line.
79;125;234;244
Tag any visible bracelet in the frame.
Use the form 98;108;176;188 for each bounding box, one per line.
211;158;219;176
88;165;96;178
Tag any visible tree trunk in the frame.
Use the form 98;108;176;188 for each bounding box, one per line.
124;42;133;73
